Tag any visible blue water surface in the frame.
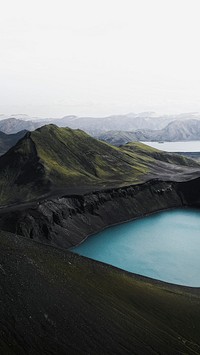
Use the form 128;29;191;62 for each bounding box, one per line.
71;209;200;286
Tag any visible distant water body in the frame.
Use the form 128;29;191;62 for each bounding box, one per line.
71;209;200;286
142;141;200;152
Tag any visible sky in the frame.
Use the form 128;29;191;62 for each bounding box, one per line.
1;0;200;118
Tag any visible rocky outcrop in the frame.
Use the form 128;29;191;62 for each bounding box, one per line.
1;178;199;249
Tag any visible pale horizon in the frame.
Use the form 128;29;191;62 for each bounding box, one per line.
1;110;200;121
1;0;200;117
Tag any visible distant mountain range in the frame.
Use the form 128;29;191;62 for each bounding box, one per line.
51;112;200;135
0;118;47;134
136;119;200;142
0;124;198;205
0;113;50;121
1;112;200;136
53;113;170;134
97;119;200;145
0;116;200;161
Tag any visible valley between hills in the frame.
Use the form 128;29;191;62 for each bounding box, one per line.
1;124;200;354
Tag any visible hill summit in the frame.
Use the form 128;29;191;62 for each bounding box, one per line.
0;124;199;205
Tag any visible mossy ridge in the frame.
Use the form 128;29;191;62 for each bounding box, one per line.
32;125;137;174
0;125;199;205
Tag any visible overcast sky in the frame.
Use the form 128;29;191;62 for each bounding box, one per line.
1;0;200;117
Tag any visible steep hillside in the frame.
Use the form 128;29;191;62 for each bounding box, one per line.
0;124;199;205
0;130;27;155
121;142;195;166
0;230;200;354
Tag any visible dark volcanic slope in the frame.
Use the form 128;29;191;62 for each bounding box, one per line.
178;152;200;161
1;230;200;355
0;129;27;155
0;124;199;205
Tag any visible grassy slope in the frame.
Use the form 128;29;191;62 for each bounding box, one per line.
31;125;141;183
122;141;198;166
120;142;200;182
0;230;200;355
0;126;144;204
0;125;199;204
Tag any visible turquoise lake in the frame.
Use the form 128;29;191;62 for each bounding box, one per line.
71;209;200;286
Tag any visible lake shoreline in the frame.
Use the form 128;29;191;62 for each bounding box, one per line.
72;208;200;287
70;204;186;248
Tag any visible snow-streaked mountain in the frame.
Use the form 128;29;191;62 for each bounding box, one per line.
137;119;200;142
97;119;200;146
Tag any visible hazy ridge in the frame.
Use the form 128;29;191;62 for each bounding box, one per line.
1;113;200;138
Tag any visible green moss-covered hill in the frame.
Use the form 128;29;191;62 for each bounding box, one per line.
0;124;199;204
1;230;200;355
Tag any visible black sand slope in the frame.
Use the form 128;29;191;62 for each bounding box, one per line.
0;231;200;355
